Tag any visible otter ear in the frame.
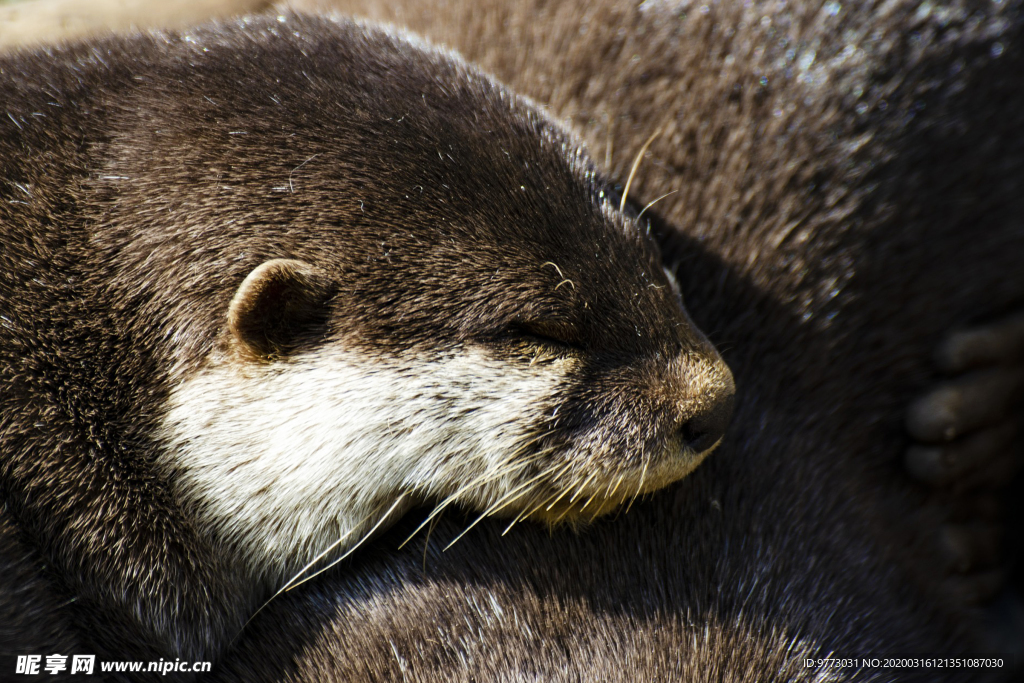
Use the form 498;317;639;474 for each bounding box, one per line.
227;259;334;360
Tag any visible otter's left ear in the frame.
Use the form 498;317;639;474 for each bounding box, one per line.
227;259;334;360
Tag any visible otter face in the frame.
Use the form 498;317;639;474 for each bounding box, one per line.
159;209;733;584
145;19;734;585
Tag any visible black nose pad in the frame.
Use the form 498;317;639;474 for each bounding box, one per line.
680;392;735;452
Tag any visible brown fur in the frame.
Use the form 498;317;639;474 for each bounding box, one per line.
211;0;1024;679
0;0;1021;680
0;505;91;681
0;12;733;679
0;0;270;50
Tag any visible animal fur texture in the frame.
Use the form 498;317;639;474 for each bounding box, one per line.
0;0;1021;680
0;11;736;678
217;0;1024;680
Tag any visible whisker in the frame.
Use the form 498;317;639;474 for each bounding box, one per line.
549;467;596;525
397;461;525;550
232;496;395;642
499;490;546;534
624;455;650;515
505;429;560;461
636;189;679;221
501;515;525;536
569;470;599;504
619;127;662;213
282;518;368;592
542;460;579;511
443;467;554;551
397;447;552;550
603;109;613;171
540;262;565;279
445;489;537;551
502;504;537;536
551;497;580;525
504;483;566;535
580;489;601;512
543;487;572;513
422;512;441;571
277;502;385;590
284;492;411;593
399;492;463;552
607;472;626;501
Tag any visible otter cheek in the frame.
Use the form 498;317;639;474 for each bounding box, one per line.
156;346;569;582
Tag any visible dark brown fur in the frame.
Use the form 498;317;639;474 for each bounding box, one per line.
209;0;1024;680
1;1;1022;681
0;13;732;679
0;505;88;681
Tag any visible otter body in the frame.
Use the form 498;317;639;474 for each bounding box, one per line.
1;2;1022;681
214;0;1024;680
0;14;734;668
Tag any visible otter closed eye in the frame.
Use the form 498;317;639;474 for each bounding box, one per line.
0;12;733;659
506;320;584;352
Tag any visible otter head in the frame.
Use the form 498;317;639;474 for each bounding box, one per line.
152;18;734;588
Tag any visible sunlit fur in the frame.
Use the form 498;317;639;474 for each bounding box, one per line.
161;340;728;587
160;347;565;583
1;10;739;667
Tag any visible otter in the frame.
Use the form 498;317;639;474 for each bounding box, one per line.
0;1;1021;681
0;13;734;669
210;0;1024;680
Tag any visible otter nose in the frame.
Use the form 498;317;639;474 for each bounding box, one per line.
679;390;734;453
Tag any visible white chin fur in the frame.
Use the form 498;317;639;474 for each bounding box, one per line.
157;346;568;584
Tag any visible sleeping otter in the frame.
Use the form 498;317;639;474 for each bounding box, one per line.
0;0;1021;680
0;12;734;670
215;0;1024;679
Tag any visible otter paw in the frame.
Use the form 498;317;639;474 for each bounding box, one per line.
905;312;1024;603
906;313;1024;487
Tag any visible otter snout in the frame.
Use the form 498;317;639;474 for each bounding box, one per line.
679;385;735;453
670;352;736;455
